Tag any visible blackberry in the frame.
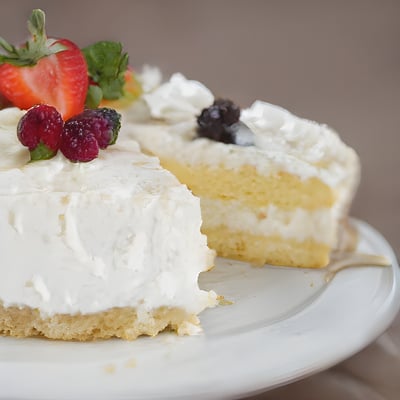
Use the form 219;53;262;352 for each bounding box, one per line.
197;99;240;144
73;108;121;148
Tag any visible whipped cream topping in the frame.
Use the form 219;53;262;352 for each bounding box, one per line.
0;108;216;317
138;65;162;93
143;73;214;122
124;74;360;188
241;101;347;165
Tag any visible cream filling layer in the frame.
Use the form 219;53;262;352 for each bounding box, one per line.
200;198;338;245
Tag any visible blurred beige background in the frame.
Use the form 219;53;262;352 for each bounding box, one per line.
1;1;399;399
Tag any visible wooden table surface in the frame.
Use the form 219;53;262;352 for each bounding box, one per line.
1;1;399;399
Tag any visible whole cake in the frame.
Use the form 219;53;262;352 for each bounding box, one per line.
121;72;360;268
0;10;216;340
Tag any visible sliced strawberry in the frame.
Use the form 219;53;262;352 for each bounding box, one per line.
0;92;11;109
0;10;88;120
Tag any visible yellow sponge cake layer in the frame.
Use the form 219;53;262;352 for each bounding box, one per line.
205;226;330;268
160;158;336;210
155;159;339;267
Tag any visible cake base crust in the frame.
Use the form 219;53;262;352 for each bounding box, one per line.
0;304;199;341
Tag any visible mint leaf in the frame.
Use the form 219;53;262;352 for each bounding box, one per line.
82;41;129;100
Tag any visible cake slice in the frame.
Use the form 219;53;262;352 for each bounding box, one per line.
121;72;360;268
0;107;215;341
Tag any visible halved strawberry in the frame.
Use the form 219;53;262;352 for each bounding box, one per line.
0;10;88;120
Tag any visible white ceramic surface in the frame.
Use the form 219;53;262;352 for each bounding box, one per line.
0;219;399;400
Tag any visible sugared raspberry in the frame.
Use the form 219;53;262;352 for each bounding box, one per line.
71;108;121;149
197;99;241;144
17;105;63;161
60;119;99;162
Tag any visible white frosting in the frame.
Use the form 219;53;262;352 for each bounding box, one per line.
0;108;216;317
143;73;214;123
201;198;337;244
138;65;162;93
120;118;359;189
241;101;348;165
123;74;359;188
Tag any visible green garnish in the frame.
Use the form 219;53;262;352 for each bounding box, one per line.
85;85;103;109
29;142;56;162
83;41;129;108
0;9;66;67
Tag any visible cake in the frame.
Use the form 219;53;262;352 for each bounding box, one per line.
120;71;360;268
0;107;216;340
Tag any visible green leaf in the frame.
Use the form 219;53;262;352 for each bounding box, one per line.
85;85;103;109
28;9;46;44
82;41;129;100
0;37;16;53
0;9;66;67
29;142;56;161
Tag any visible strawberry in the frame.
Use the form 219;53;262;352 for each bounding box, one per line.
0;9;88;120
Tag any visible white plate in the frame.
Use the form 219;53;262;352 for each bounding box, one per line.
0;220;399;400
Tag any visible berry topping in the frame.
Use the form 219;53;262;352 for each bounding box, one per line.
59;107;121;162
197;99;241;144
72;108;121;148
0;9;88;120
17;105;63;161
60;119;100;163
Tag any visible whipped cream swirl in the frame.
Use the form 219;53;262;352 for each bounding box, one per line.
143;73;214;123
241;101;346;164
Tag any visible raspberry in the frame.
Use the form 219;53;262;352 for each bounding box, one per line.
60;119;99;162
197;99;240;144
71;108;121;148
60;107;121;162
17;105;63;161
